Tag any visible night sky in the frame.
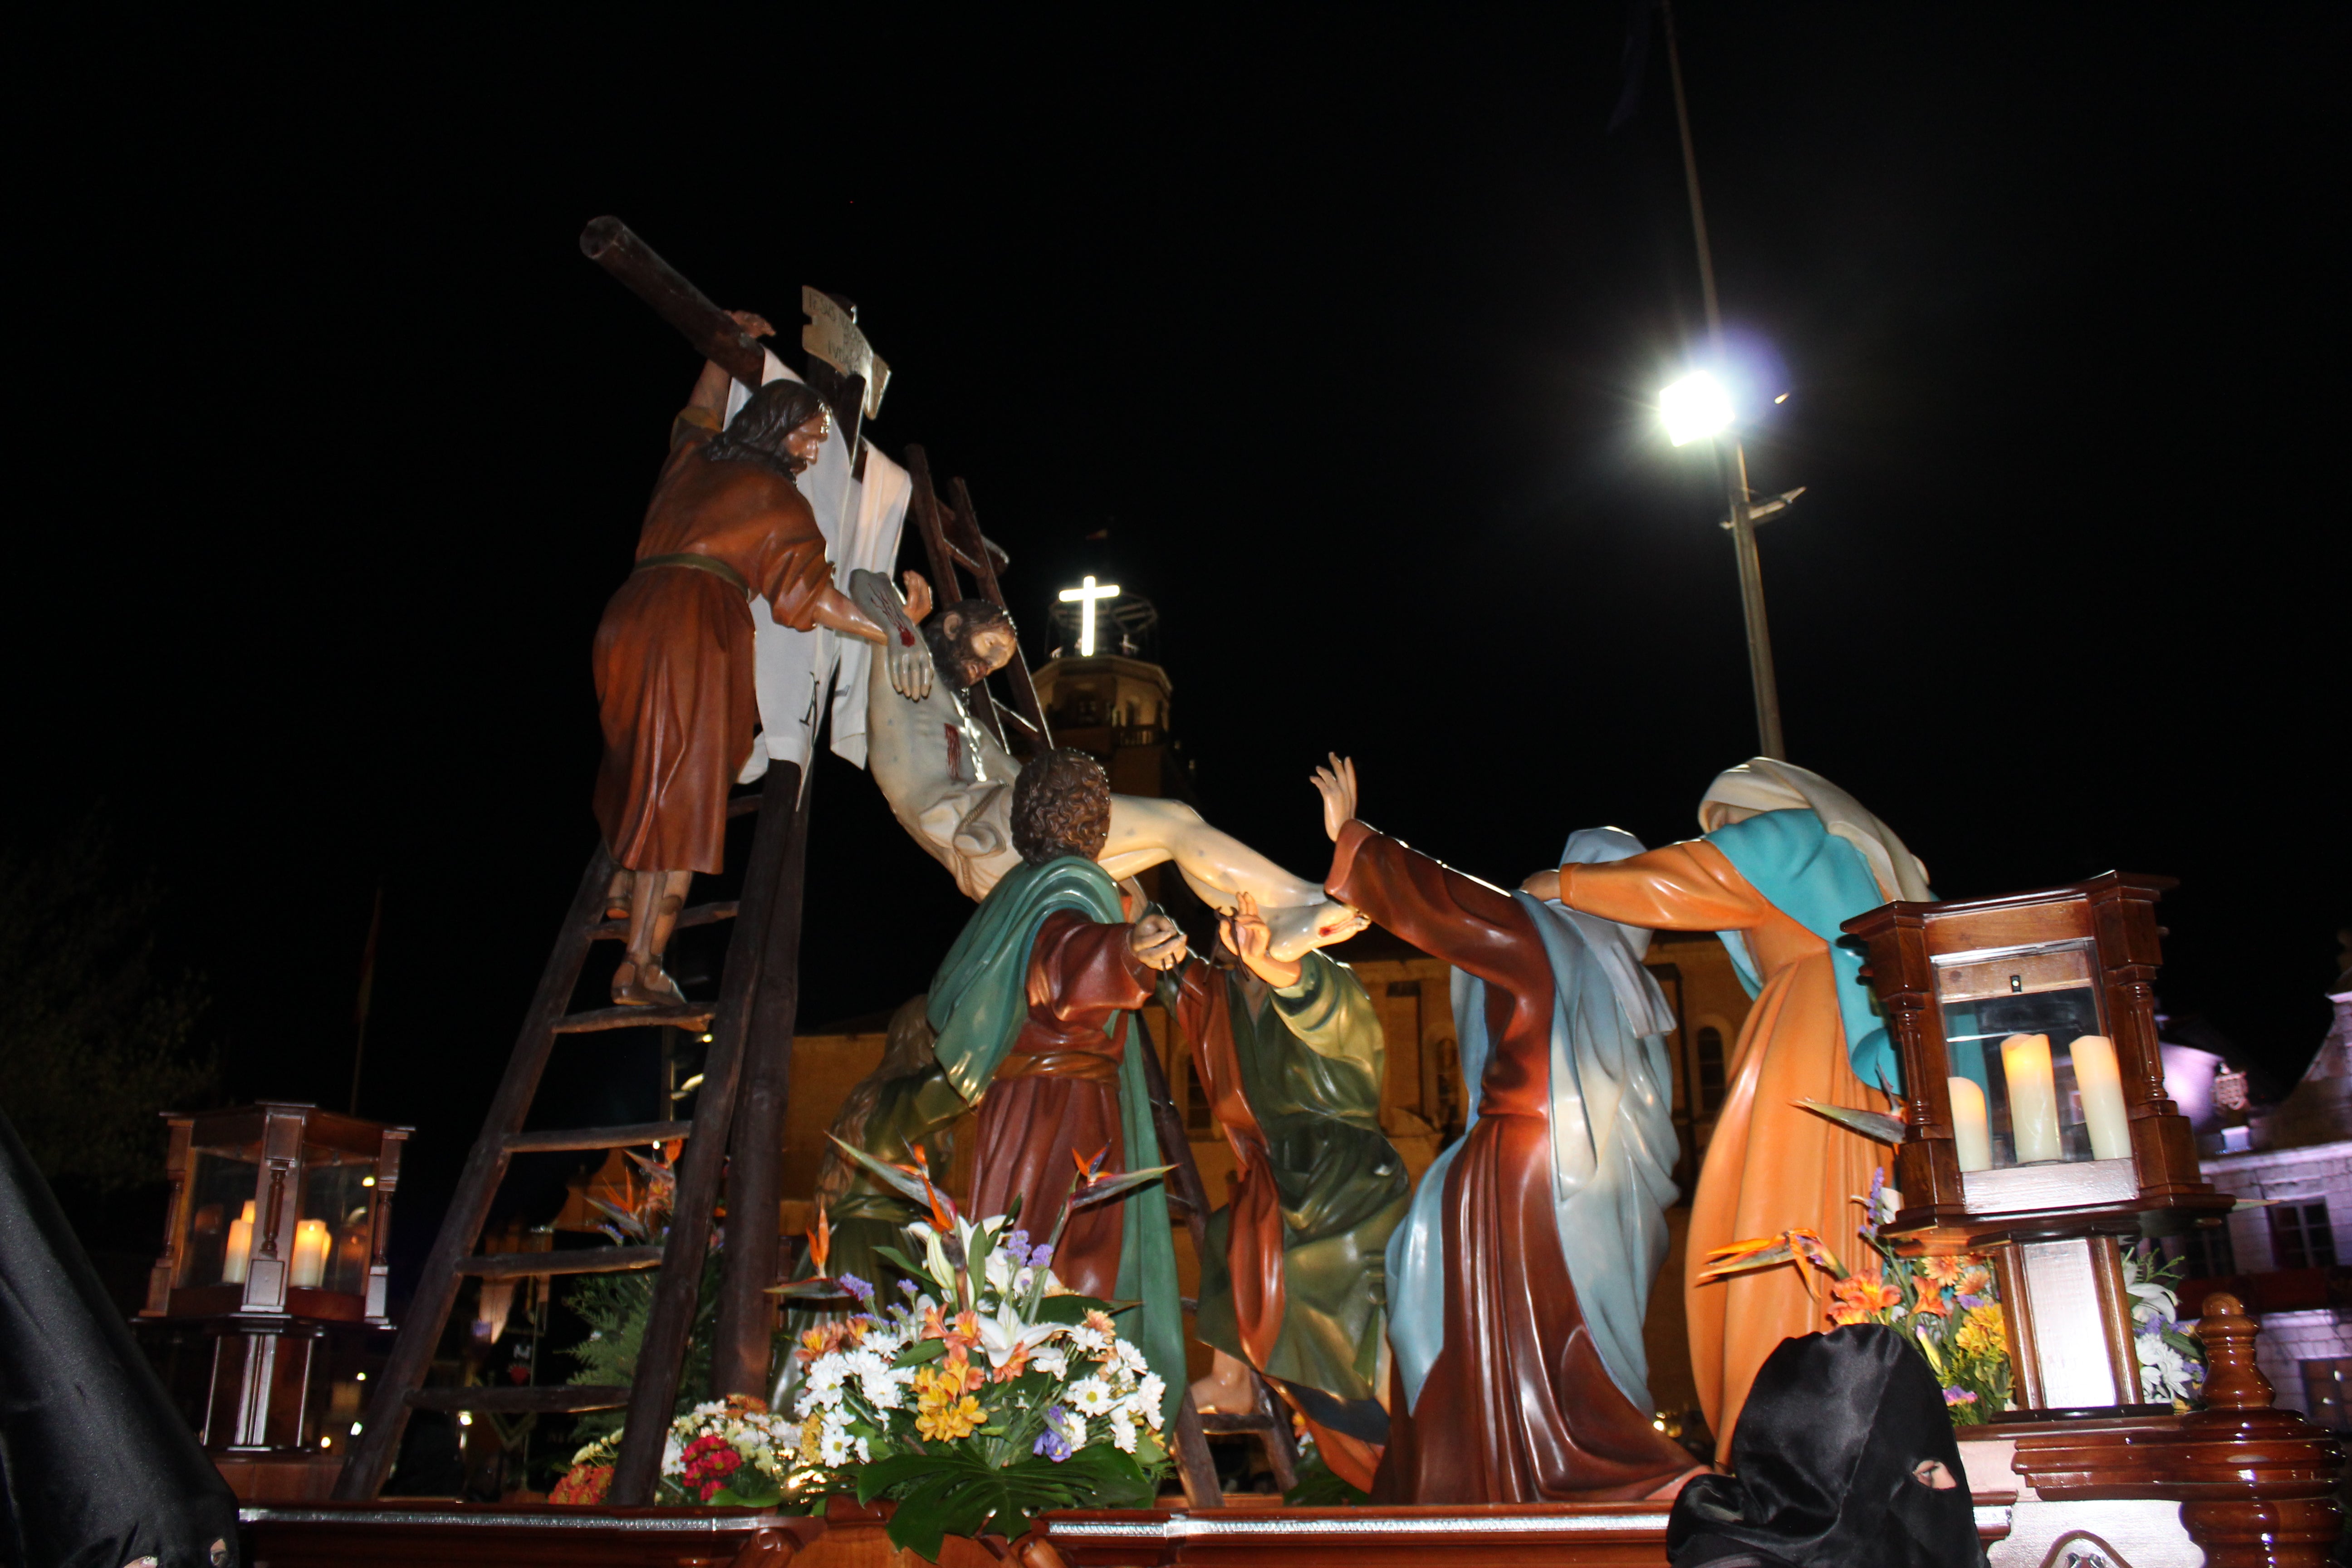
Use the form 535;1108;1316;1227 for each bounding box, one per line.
15;11;2345;1256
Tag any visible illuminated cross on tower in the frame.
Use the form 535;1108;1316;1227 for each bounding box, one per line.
1057;574;1121;657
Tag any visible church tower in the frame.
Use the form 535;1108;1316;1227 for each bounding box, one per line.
1030;578;1183;801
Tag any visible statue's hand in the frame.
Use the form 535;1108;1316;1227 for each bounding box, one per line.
1519;869;1562;902
1311;753;1358;842
902;570;934;625
1221;891;1303;987
885;626;932;702
727;309;777;338
1129;912;1190;972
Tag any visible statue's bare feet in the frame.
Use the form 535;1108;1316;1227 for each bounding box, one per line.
1189;1348;1258;1416
612;958;688;1009
1262;898;1368;963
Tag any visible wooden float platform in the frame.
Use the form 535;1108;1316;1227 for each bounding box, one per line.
239;1497;2022;1568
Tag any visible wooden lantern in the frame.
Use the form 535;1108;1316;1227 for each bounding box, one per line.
1842;872;2233;1419
142;1102;408;1458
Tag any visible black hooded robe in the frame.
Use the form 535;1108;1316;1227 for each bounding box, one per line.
0;1107;240;1568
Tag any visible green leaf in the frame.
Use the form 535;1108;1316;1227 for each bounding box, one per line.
1032;1294;1114;1325
1796;1098;1906;1145
828;1135;937;1209
1067;1165;1175;1211
893;1337;951;1368
856;1452;941;1504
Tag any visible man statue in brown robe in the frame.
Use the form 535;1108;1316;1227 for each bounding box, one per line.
1308;755;1701;1504
591;315;921;1004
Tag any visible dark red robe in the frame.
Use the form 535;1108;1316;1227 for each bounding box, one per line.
1326;821;1694;1503
965;910;1154;1300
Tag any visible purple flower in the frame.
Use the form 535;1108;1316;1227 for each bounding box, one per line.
1033;1406;1073;1463
1956;1294;1989;1311
1030;1242;1054;1269
899;1279;922;1298
1004;1229;1034;1268
837;1273;874;1303
1943;1387;1978;1406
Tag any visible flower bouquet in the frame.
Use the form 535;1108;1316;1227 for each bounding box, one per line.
556;1393;804;1505
2122;1240;2206;1409
774;1140;1173;1561
1698;1169;2015;1424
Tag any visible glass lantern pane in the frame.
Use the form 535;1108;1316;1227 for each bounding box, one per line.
1935;941;2118;1171
296;1143;379;1295
179;1149;263;1289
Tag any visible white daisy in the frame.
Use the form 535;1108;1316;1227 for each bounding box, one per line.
1134;1373;1167;1428
1069;1376;1116;1416
1108;1411;1138;1453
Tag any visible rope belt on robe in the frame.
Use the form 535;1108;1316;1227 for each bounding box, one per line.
990;1051;1122;1085
632;552;751;594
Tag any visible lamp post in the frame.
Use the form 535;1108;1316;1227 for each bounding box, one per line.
1661;371;1787;760
1660;0;1788;761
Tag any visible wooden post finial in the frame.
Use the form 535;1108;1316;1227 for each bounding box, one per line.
2195;1291;2276;1412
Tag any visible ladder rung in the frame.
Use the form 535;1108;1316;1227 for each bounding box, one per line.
407;1385;632;1414
588;899;738;941
457;1246;663;1279
554;1003;715;1035
503;1121;690;1153
1200;1411;1281;1435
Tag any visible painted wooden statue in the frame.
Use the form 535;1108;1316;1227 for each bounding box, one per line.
1309;758;1701;1503
1165;892;1402;1492
922;748;1190;1419
845;568;1359;961
591;316;923;1005
1524;757;1931;1462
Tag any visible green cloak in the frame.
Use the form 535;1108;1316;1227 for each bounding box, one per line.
926;855;1185;1427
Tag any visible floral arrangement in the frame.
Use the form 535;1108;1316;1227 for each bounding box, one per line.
778;1141;1171;1558
555;1393;800;1506
1700;1169;2014;1425
552;1140;1172;1557
2122;1240;2206;1409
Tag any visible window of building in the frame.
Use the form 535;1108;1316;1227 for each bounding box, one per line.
2303;1358;2352;1432
2269;1200;2338;1270
2165;1222;2237;1279
1184;1059;1213;1133
1694;1027;1727;1117
1434;1038;1463;1138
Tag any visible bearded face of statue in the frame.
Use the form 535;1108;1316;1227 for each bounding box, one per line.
926;602;1018;692
782;407;833;475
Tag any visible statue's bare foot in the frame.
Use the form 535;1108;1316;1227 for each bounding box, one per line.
1262;899;1370;963
611;958;687;1008
1188;1348;1259;1416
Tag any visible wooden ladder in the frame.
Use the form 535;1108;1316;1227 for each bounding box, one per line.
335;780;802;1505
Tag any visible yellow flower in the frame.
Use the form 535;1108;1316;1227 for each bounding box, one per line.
915;1381;985;1441
1955;1304;2007;1358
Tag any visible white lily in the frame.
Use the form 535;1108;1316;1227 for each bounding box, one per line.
975;1301;1062;1368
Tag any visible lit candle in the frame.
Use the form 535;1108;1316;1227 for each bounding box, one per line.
292;1218;331;1289
222;1200;256;1285
2002;1033;2063;1164
2072;1034;2132;1161
1948;1076;1994;1172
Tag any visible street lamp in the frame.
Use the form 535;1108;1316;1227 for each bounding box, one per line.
1660;372;1791;760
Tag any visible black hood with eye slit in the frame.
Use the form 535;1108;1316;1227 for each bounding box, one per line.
1668;1323;1984;1568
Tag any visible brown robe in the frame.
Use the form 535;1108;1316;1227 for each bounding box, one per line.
1326;822;1694;1504
591;410;833;872
965;910;1154;1301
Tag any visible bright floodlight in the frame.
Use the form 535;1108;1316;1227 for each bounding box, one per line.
1661;371;1735;446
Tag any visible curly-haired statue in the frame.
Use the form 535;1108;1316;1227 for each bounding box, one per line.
921;745;1191;1430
